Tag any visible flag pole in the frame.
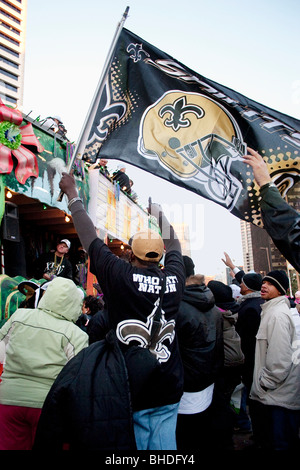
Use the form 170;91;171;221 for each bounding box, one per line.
57;6;130;201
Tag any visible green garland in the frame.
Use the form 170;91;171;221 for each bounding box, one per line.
0;121;21;150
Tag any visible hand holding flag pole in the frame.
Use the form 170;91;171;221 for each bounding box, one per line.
57;6;130;202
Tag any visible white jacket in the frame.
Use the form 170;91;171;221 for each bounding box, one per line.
250;296;300;409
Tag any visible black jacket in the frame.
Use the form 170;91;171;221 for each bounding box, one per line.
87;309;110;343
176;283;224;393
112;170;131;194
235;294;263;390
34;251;73;280
33;330;136;451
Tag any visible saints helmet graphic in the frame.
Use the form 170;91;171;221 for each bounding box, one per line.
138;91;247;210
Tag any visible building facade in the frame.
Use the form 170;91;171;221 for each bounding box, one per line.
0;0;27;107
172;222;191;257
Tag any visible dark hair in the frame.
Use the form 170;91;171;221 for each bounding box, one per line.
133;255;159;266
182;255;195;278
83;295;104;315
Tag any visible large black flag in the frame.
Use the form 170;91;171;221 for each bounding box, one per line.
83;28;300;226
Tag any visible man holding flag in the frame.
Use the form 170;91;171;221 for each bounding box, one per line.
59;172;185;450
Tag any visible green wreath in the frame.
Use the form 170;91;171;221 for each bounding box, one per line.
0;121;22;150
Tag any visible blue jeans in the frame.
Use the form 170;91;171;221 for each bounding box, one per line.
133;403;179;450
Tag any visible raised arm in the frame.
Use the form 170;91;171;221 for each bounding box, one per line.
59;172;98;252
243;147;300;271
148;202;181;254
243;147;272;187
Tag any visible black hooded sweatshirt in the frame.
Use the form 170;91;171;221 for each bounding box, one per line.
176;281;224;393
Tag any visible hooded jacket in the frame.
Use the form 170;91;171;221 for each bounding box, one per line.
176;281;224;392
0;277;88;408
34;330;136;451
250;295;300;409
207;280;244;368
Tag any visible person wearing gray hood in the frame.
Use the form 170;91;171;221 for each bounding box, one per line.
0;277;88;450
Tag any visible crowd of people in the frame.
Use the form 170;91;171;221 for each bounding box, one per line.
89;159;138;202
0;148;299;451
43;115;69;140
42;117;137;201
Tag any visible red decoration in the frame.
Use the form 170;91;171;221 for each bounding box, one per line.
0;100;44;184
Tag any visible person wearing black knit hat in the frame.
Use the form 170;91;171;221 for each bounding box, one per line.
182;255;195;279
221;252;264;433
241;273;262;292
207;279;244;448
261;270;289;296
249;269;300;450
207;280;239;313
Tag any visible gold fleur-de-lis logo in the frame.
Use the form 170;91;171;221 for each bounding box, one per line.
116;300;175;363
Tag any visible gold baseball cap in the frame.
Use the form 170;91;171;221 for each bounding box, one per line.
131;229;164;262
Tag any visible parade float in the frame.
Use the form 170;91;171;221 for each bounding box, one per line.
0;101;158;326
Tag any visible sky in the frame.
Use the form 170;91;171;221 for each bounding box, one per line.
22;0;300;277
